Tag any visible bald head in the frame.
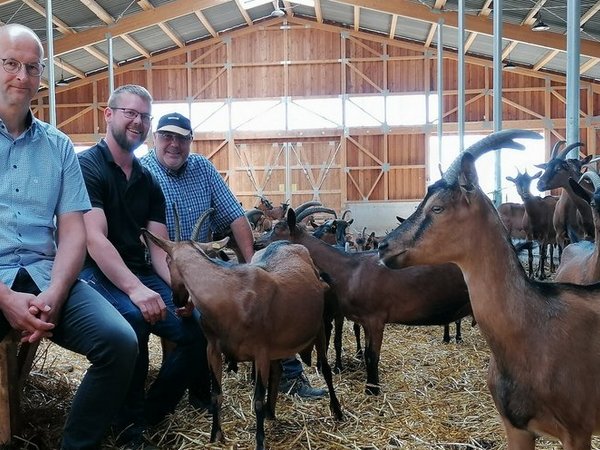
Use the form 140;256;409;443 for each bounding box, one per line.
0;24;44;59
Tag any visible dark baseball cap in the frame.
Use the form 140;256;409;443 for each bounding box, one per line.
156;112;192;137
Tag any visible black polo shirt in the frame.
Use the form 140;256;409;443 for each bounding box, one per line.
78;139;166;275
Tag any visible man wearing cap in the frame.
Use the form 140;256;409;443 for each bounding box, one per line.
141;112;327;400
78;86;207;448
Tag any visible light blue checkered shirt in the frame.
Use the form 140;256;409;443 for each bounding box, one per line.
140;150;244;241
0;114;91;290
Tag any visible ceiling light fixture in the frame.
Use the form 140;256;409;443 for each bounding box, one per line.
531;14;549;32
271;0;285;17
56;59;68;86
503;60;517;70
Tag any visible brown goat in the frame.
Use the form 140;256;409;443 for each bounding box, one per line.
535;142;592;247
497;201;526;240
142;231;343;450
379;129;600;449
505;170;558;279
554;171;600;284
256;210;471;395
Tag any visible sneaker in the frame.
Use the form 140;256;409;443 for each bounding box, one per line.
279;373;327;399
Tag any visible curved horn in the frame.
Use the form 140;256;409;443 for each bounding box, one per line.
191;208;215;241
341;210;352;220
172;203;181;242
579;170;600;192
549;140;566;159
443;129;542;184
296;206;337;223
293;200;322;218
557;142;584;160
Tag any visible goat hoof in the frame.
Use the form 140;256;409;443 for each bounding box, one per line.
365;385;380;395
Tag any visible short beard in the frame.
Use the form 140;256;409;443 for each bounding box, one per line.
111;127;145;153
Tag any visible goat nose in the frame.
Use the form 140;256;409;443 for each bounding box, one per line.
378;241;388;253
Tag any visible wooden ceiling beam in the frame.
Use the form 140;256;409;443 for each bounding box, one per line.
314;0;323;23
79;0;113;24
332;0;600;59
50;0;230;56
158;22;185;48
354;5;360;31
234;0;253;26
532;49;559;71
195;10;218;37
389;14;397;40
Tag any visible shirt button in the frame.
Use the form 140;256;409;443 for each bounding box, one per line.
12;165;16;169
15;188;19;192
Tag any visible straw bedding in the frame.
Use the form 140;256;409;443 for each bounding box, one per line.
11;317;600;450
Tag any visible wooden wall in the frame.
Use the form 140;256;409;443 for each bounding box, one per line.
33;17;600;213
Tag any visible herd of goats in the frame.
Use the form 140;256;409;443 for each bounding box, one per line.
145;129;600;450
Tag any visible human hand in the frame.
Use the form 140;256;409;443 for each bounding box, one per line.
2;291;54;343
129;285;167;324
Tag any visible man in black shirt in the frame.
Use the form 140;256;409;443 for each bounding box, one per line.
78;85;208;448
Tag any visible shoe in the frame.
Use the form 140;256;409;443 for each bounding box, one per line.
279;373;327;399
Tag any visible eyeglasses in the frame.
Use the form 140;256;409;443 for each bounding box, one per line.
1;57;45;77
157;131;192;144
110;107;153;124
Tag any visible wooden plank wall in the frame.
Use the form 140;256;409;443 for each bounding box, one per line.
32;18;600;213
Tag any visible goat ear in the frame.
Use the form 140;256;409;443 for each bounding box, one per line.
141;229;173;254
287;208;297;231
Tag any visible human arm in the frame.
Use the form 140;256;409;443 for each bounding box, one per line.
230;215;255;263
83;207;166;324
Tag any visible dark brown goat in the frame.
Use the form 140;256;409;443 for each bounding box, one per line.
256;211;471;395
506;170;557;279
379;129;600;449
535;142;592;247
143;231;343;450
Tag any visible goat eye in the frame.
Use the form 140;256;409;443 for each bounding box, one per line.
431;206;444;214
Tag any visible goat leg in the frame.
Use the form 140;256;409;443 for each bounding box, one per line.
353;322;363;359
363;324;382;395
265;360;281;420
442;323;451;344
314;327;344;421
333;314;344;373
208;345;224;443
455;319;463;343
253;360;270;450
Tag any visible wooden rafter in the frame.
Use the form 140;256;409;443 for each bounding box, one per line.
233;0;253;26
463;0;492;53
50;0;230;56
354;5;360;31
532;49;559;72
389;14;397;39
423;0;446;48
81;0;151;58
333;0;600;59
194;10;218;37
22;0;107;71
314;0;323;24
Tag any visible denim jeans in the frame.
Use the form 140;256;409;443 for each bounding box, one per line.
282;356;303;379
79;267;209;429
0;268;139;450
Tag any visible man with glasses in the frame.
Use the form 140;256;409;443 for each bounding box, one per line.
0;24;139;449
141;112;327;401
78;86;207;448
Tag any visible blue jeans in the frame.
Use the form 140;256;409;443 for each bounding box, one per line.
282;356;303;379
79;267;209;429
0;268;139;450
